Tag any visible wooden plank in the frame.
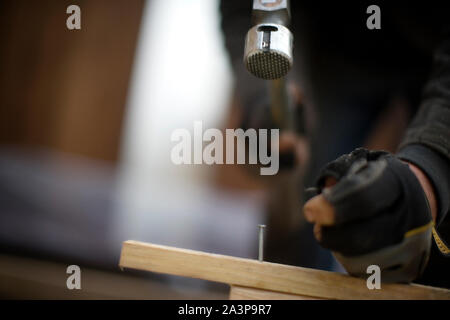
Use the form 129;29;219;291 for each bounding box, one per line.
119;240;450;300
229;286;320;300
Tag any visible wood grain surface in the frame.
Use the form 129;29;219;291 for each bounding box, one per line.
119;240;450;300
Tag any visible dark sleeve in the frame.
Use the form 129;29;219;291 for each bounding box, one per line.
397;30;450;226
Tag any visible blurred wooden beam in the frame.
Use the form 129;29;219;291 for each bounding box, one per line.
119;240;450;300
0;0;145;162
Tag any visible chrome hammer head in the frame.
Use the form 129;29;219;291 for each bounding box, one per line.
244;0;293;80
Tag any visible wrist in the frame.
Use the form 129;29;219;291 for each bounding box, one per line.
403;161;438;222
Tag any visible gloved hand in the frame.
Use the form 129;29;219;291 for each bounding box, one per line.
303;148;434;283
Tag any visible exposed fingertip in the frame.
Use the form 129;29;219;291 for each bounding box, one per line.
307;195;336;226
313;224;322;242
303;207;314;223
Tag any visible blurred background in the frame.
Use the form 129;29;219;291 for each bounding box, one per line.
0;0;266;299
0;0;442;299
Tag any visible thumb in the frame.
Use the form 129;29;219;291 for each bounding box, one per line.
303;194;336;226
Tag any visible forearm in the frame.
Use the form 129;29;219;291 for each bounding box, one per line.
397;29;450;226
398;27;450;157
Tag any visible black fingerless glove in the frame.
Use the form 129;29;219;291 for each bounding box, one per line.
315;148;433;282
